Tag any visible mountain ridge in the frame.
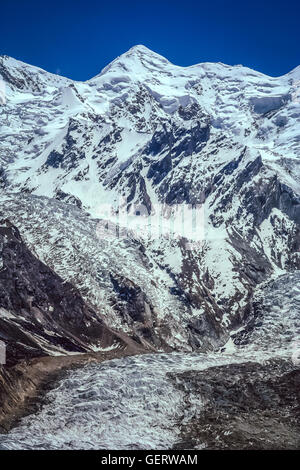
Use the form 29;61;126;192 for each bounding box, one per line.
0;46;299;353
1;46;300;82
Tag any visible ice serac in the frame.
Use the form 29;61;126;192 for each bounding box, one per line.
0;219;135;366
0;46;299;352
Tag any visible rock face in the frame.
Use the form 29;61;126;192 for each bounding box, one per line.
0;219;133;366
170;270;300;449
172;360;300;450
0;46;299;352
0;216;145;431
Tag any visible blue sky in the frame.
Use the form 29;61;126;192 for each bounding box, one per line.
1;0;299;80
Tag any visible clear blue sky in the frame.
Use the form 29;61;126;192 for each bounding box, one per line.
1;0;299;80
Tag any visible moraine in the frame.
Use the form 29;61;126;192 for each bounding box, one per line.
0;272;299;449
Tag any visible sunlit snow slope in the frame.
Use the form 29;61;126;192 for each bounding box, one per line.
0;45;299;351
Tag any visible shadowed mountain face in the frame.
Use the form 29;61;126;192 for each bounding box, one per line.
0;46;299;352
0;219;133;367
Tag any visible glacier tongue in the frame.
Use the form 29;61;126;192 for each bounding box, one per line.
1;271;299;450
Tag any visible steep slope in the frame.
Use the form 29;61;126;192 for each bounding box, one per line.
0;219;133;366
1;46;299;205
0;194;226;351
0;46;299;351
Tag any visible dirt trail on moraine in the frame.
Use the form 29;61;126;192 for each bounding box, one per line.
0;341;147;433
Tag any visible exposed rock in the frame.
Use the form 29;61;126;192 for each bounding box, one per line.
0;219;141;366
171;360;300;450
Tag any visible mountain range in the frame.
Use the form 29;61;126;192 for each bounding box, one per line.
0;45;299;358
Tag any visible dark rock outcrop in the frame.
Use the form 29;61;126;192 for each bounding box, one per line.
172;359;300;450
0;219;137;366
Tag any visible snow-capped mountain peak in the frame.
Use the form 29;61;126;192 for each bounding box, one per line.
0;48;299;352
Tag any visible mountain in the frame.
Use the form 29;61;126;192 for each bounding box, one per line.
0;45;299;356
0;219;138;366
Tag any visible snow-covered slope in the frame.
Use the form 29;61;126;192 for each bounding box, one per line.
1;46;299;203
0;46;299;352
0;219;133;364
